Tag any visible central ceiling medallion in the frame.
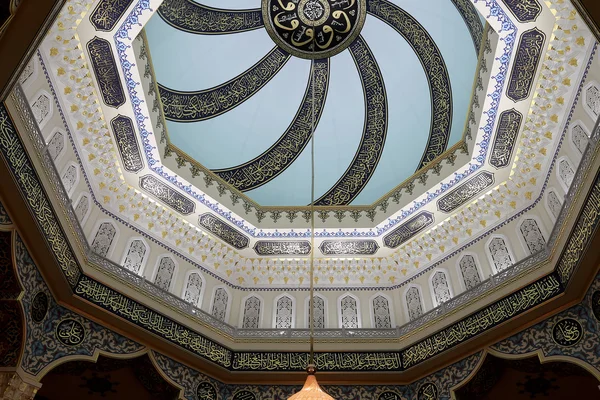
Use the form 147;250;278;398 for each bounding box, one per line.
263;0;366;59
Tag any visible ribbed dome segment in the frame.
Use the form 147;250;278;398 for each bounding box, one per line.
288;374;335;400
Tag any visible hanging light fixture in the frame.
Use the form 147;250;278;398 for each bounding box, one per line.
288;14;335;400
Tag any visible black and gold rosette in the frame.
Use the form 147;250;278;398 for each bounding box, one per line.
263;0;367;59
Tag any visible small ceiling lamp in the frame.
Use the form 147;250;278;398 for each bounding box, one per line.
288;18;335;400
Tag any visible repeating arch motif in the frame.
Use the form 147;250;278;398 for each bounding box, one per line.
211;287;229;322
487;236;514;273
458;254;482;290
546;189;562;220
519;218;546;255
339;294;360;328
371;294;392;329
30;90;52;129
47;129;65;161
431;270;452;306
405;286;424;321
274;295;294;329
122;239;147;275
557;157;575;193
583;81;600;121
571;122;589;155
183;272;203;307
61;163;79;196
242;296;261;329
154;256;176;291
307;295;326;329
73;193;90;225
91;221;117;258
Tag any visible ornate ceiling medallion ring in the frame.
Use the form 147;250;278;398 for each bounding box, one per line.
263;0;367;59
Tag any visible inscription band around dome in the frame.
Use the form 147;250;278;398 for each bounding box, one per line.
262;0;367;59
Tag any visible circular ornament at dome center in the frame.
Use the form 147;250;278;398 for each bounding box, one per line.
263;0;366;59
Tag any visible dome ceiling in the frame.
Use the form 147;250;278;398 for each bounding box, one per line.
145;0;482;207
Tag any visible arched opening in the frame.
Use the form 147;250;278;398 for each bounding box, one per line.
35;354;179;400
455;354;599;399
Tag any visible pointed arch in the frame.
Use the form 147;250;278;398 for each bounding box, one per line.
60;161;80;197
73;192;91;227
556;156;576;193
429;268;454;307
19;57;38;88
29;89;53;130
46;127;65;161
120;237;150;275
517;216;547;255
403;284;426;322
485;235;516;274
304;293;327;329
338;293;361;328
89;220;118;259
273;294;295;329
544;187;563;221
240;294;263;329
369;293;395;329
151;255;178;292
583;80;600;122
569;120;590;156
181;270;205;308
209;285;231;323
456;252;485;291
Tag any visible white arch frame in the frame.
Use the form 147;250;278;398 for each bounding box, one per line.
150;254;179;293
428;268;455;307
556;155;576;194
72;191;91;227
304;293;328;329
19;57;39;89
89;219;119;259
402;284;426;322
29;89;53;130
60;161;80;197
582;80;600;122
484;234;516;275
272;293;296;329
544;186;563;222
569;119;591;157
119;237;151;276
45;127;66;161
337;292;362;329
209;285;232;324
455;251;486;291
516;215;548;256
180;270;206;309
239;293;264;329
368;292;396;329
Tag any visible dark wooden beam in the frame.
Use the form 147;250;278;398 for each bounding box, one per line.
0;0;65;101
573;0;600;42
